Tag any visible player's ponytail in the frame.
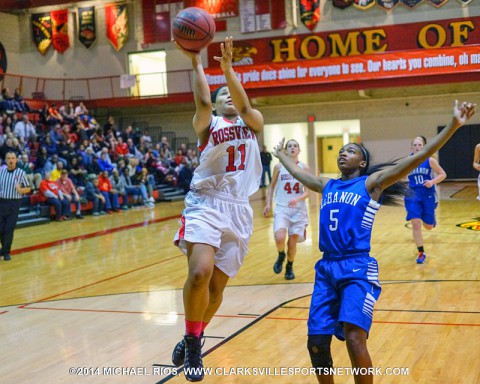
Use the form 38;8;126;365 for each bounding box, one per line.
354;143;409;206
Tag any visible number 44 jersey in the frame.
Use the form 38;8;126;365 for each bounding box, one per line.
275;163;308;210
191;115;262;198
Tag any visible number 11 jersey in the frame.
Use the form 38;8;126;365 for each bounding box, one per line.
191;115;262;197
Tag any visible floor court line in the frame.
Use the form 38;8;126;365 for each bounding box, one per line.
12;214;181;256
17;254;182;307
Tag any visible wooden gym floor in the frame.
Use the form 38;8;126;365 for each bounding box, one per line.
0;182;479;384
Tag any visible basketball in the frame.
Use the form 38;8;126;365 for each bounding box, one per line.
172;7;215;52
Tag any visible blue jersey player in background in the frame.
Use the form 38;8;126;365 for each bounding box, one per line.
405;136;446;264
272;100;476;384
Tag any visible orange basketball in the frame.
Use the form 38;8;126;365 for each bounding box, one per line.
172;7;216;52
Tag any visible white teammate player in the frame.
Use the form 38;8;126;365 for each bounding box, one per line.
263;139;309;280
171;37;263;382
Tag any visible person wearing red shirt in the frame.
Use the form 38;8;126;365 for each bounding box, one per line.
114;136;129;158
98;170;120;213
39;172;71;221
56;170;84;219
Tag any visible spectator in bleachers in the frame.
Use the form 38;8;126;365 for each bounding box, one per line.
14;114;36;143
84;175;106;216
98;170;120;213
145;150;166;184
9;138;23;157
187;148;199;168
65;142;78;163
41;135;58;157
47;103;63;125
179;142;187;156
138;136;150;156
57;139;70;162
141;129;153;149
86;155;102;175
56;169;83;219
51;160;64;181
104;116;118;138
98;151;114;173
159;136;173;159
110;169;129;210
90;136;102;154
76;122;89;143
178;158;194;194
1;88;16;115
49;123;64;145
131;167;155;207
13;88;30;113
2;115;13;133
114;136;128;159
0;157;5;171
74;101;89;119
0;137;15;160
33;146;48;176
59;102;75;124
69;156;87;187
79;145;94;167
39;171;71;221
120;125;134;143
126;137;143;160
174;149;185;166
18;153;42;191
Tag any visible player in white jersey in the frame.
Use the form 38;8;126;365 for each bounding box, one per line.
263;139;309;280
171;37;263;382
474;143;480;200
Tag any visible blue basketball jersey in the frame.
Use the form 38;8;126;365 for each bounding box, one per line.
407;158;433;190
319;176;381;256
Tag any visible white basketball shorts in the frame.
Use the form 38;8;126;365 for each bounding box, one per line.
273;205;308;243
174;190;254;277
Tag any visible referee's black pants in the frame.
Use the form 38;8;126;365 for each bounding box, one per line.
0;199;22;255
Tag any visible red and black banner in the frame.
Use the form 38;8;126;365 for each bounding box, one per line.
299;0;320;31
31;12;52;55
105;2;129;51
78;6;96;49
51;9;69;53
332;0;353;9
0;42;7;80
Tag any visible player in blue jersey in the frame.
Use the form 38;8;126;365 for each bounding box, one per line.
405;136;446;264
272;100;476;384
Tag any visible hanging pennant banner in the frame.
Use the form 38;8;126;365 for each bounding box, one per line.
427;0;449;7
105;2;129;51
377;0;400;10
0;42;7;80
51;9;69;53
401;0;424;8
78;6;96;48
31;12;52;55
353;0;376;10
299;0;320;31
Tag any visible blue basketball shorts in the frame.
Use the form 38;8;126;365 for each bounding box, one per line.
405;190;437;225
307;256;382;341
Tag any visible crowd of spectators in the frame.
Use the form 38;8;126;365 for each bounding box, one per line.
0;94;199;221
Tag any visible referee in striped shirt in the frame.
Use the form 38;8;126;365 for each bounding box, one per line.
0;151;31;261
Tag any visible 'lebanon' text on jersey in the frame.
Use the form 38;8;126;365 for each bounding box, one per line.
319;176;381;256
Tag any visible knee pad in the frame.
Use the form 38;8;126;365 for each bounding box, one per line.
307;334;333;369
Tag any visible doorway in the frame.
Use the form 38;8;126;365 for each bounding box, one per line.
317;136;344;174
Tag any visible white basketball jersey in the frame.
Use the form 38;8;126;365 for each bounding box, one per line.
191;115;262;197
275;163;307;209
